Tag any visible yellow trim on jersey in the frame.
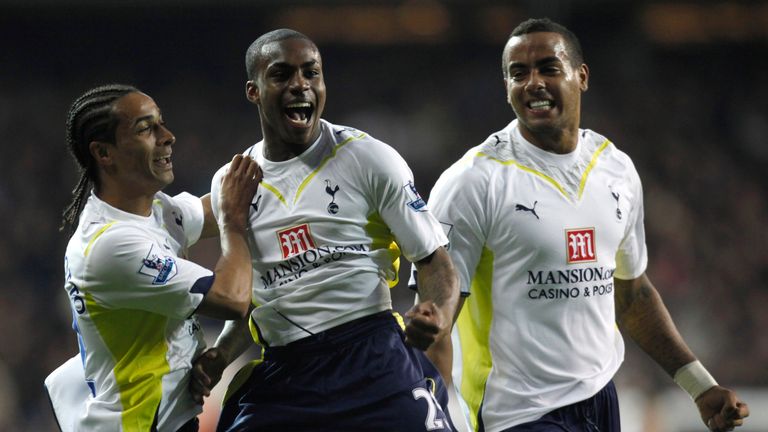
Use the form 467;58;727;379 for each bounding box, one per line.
223;357;265;405
248;314;264;346
84;222;117;257
293;132;367;204
84;292;170;431
260;182;287;205
364;211;401;287
457;246;495;432
392;311;406;330
478;152;568;198
577;139;611;199
477;139;611;202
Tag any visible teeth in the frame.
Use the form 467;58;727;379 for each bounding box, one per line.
529;100;553;109
286;102;311;108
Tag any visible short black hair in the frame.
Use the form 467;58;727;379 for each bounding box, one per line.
61;84;139;233
245;28;315;80
504;18;584;74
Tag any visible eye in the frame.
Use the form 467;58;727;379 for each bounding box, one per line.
136;122;151;135
270;70;289;81
510;70;526;82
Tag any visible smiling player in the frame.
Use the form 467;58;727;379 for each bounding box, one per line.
415;18;750;432
54;84;261;431
190;29;460;431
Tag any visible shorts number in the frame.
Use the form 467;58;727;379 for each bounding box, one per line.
412;387;445;431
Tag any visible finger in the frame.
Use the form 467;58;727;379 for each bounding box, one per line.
229;154;244;172
406;317;440;334
737;402;750;418
244;159;260;182
404;333;432;351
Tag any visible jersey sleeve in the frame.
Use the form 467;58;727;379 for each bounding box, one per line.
418;157;488;297
171;192;205;247
209;163;229;225
85;224;214;319
364;142;447;263
614;161;648;280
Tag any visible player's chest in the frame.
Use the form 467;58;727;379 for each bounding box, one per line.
246;173;373;259
488;169;635;260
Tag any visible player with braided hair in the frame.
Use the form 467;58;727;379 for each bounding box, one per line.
47;84;262;431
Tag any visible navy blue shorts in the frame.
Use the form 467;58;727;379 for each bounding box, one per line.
217;311;454;432
499;381;620;432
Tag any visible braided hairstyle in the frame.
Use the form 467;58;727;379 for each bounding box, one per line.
61;84;139;233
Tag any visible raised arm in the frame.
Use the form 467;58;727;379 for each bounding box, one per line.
615;273;749;431
195;155;262;320
407;246;460;381
198;193;219;239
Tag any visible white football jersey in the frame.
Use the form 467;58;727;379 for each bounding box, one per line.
64;192;211;431
210;119;447;346
426;120;647;431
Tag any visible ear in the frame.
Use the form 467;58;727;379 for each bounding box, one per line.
89;141;113;167
245;80;259;105
579;64;589;92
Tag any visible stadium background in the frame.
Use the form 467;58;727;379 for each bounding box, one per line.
0;1;766;430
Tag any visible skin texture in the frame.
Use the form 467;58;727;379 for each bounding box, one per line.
246;37;326;161
614;275;749;431
505;30;749;432
90;92;176;216
502;32;588;155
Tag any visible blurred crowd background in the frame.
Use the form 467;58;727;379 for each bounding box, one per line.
1;1;766;430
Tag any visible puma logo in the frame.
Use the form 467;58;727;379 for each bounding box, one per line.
515;201;539;220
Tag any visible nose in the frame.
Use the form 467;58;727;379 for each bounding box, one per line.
159;124;176;146
524;71;546;93
288;72;309;94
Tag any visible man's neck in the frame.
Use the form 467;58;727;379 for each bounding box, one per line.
262;140;312;162
96;184;154;217
519;125;578;155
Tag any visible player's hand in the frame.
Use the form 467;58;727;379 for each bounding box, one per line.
695;385;749;431
219;155;262;229
190;347;228;404
404;300;448;351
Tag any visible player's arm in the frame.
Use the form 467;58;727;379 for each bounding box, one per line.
190;316;253;403
407;246;460;381
199;193;219;239
195;155;262;320
615;273;749;431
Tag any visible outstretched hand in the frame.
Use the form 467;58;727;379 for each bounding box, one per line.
190;347;228;404
695;385;749;431
404;300;448;351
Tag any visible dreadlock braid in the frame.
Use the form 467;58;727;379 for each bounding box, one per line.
61;84;139;233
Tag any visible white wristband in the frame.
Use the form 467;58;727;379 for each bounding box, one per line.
674;360;718;400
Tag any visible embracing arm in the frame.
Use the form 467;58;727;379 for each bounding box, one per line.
196;156;262;320
408;246;460;382
615;273;749;431
190;316;254;403
198;194;219;239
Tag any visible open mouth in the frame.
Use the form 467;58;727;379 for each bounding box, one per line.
153;155;172;168
284;102;314;126
527;99;554;111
